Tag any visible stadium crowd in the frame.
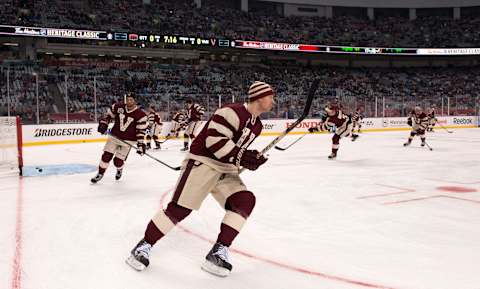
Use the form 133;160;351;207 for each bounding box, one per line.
1;60;479;123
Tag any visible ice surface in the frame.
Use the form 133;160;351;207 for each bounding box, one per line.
1;129;480;289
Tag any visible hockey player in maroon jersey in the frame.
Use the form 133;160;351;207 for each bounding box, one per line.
126;81;274;277
351;107;364;136
91;93;148;183
426;106;437;132
308;102;355;159
182;98;205;151
166;109;187;139
404;106;430;147
145;106;163;150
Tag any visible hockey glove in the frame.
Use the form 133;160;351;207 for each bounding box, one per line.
308;127;319;133
97;121;108;134
136;142;146;156
237;149;268;171
407;117;412;126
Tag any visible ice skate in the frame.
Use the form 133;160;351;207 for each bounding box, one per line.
328;152;337;159
126;239;151;271
115;169;123;180
403;140;412;147
201;242;232;277
90;173;104;183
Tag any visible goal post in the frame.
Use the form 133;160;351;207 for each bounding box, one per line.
0;116;23;176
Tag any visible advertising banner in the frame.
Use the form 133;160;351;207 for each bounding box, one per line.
22;116;478;146
23;123;104;146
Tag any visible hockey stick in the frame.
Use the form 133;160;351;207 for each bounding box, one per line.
423;141;433;151
110;135;181;171
158;136;172;144
158;132;181;144
258;79;319;156
274;133;308;151
239;79;319;173
437;123;453;133
160;125;187;144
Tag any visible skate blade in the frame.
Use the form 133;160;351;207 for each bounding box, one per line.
126;255;146;271
201;260;230;277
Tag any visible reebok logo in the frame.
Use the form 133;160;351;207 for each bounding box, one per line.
453;118;472;125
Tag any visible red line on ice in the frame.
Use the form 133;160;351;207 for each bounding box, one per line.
11;178;23;289
383;195;442;205
159;189;399;289
357;183;415;199
383;195;480;205
442;195;480;204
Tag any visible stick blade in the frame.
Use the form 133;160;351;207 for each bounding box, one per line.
274;145;287;151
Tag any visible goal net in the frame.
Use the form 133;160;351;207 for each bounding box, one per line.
0;116;23;175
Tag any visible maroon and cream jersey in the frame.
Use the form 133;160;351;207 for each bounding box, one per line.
410;111;429;131
148;111;162;126
351;110;363;123
188;103;262;173
186;103;205;122
319;109;351;132
172;110;187;124
104;102;148;142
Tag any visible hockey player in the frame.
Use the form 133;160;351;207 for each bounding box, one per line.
307;103;355;159
145;106;163;150
126;81;274;277
404;106;430;147
91;93;148;183
351;107;364;136
165;109;187;140
427;106;437;132
182;98;205;151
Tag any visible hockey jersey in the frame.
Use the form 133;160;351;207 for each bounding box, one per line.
104;102;148;142
351;111;363;123
318;109;352;132
148;111;162;126
409;111;429;131
172;110;187;124
187;103;205;122
188;103;262;173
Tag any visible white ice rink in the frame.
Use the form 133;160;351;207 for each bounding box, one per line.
1;128;480;289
